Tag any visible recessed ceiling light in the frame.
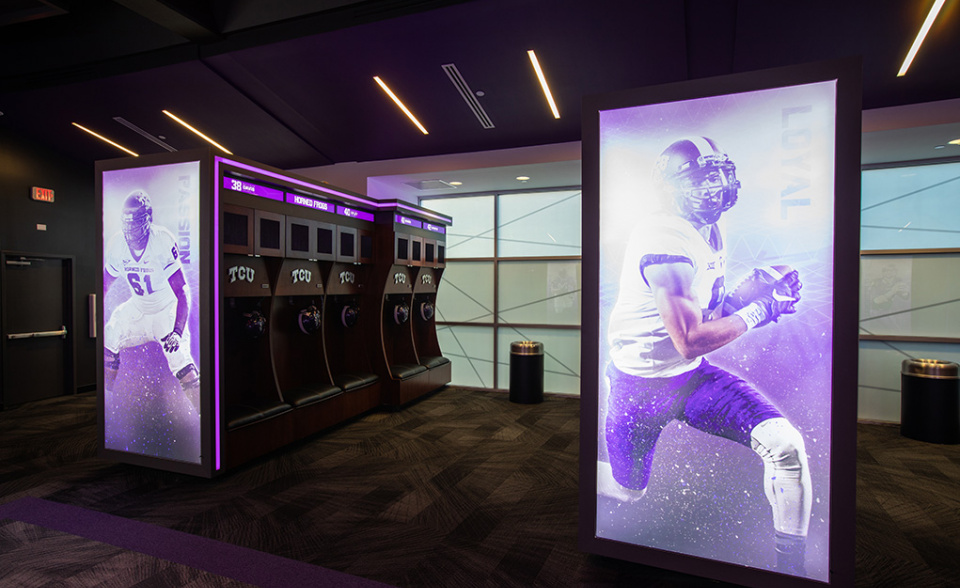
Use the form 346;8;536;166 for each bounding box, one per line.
949;138;960;146
162;109;232;154
72;122;139;157
516;176;530;182
449;181;463;186
935;145;946;149
897;0;947;77
527;50;560;119
374;76;429;135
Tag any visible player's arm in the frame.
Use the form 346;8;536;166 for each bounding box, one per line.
161;269;189;353
646;261;747;360
104;269;117;295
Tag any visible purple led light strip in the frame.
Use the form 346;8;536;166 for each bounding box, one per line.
214;158;222;472
219;158;379;209
390;201;452;225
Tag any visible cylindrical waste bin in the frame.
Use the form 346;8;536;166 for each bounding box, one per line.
901;358;960;444
509;341;544;404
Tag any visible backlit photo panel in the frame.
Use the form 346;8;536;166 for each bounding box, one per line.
596;81;836;580
102;161;202;465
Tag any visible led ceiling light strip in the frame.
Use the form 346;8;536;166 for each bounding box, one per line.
162;109;233;154
374;76;429;135
527;50;560;119
72;122;139;157
897;0;947;77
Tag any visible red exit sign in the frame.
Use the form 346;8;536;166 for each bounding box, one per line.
31;186;55;203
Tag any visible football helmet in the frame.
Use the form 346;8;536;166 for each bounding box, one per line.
121;190;153;250
297;305;322;334
653;136;740;225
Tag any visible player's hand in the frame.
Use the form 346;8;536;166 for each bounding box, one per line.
752;269;801;327
161;331;181;353
728;267;801;329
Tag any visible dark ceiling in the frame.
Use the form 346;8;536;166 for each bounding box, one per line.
1;0;958;171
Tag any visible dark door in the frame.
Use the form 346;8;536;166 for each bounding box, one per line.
1;253;75;408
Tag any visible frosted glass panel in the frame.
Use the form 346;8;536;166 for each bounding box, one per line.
498;190;582;257
859;254;960;338
436;261;494;323
437;325;494;388
421;195;495;258
496;328;581;395
861;162;960;251
858;340;960;423
498;260;580;325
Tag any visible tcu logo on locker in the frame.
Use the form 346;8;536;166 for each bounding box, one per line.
339;271;355;285
394;272;407;285
291;268;312;284
421;274;433;285
228;265;255;283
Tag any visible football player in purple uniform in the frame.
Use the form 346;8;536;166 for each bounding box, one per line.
602;137;809;576
103;190;200;411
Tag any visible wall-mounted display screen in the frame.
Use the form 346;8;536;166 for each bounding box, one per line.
336;205;375;223
102;161;202;465
395;214;423;229
287;192;335;213
591;79;841;583
222;176;283;201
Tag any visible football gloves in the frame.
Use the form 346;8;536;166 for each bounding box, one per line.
161;331;181;353
729;268;801;329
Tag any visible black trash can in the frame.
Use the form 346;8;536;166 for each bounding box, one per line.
901;358;960;444
509;341;544;404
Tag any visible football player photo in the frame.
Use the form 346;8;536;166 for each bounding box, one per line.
102;161;202;464
597;82;836;580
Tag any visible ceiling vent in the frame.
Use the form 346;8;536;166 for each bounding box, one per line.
113;117;177;152
405;179;457;190
442;63;494;129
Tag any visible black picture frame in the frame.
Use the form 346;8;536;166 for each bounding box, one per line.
579;58;860;588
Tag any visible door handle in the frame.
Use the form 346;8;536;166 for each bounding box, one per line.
7;326;68;340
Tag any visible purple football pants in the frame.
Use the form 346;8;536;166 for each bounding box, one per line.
605;360;782;491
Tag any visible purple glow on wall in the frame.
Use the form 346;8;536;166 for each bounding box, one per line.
287;193;335;212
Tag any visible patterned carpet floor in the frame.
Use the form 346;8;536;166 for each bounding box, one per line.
1;388;959;587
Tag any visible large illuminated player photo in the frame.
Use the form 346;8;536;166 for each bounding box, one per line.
598;82;835;580
102;161;202;465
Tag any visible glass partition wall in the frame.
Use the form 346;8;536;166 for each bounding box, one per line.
424;189;582;394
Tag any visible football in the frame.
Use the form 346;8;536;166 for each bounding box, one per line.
721;265;798;317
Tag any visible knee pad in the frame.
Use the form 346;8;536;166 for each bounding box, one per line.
751;417;806;470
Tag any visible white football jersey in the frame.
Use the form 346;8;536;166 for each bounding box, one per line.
608;214;726;378
105;225;183;314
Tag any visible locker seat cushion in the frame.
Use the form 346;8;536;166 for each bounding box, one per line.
333;372;379;391
420;356;450;369
390;363;428;380
284;384;343;407
226;400;292;430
